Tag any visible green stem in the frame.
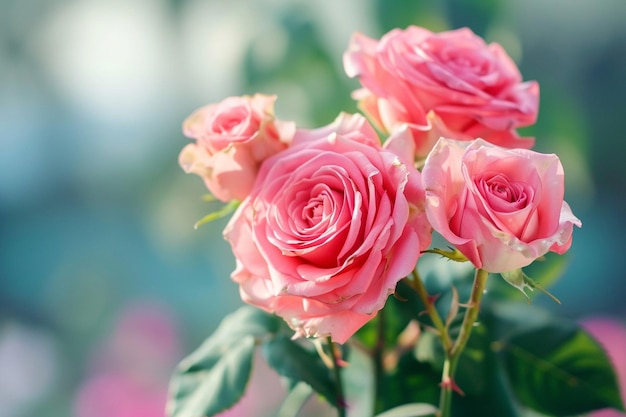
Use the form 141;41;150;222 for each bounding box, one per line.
450;269;489;358
373;308;385;415
438;356;458;417
409;270;452;352
438;268;489;417
327;337;346;417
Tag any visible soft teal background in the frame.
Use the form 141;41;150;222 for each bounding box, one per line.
1;0;625;416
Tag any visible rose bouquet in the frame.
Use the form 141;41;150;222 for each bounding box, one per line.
167;26;623;417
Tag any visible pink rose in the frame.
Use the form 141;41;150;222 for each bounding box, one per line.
294;112;381;148
343;26;539;159
384;111;460;166
179;94;295;202
223;115;432;343
422;138;581;273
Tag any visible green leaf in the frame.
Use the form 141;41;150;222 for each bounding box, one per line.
484;301;554;338
374;403;438;417
166;335;255;417
496;317;625;416
166;306;282;417
194;200;240;229
262;334;339;407
451;309;522;417
197;306;281;357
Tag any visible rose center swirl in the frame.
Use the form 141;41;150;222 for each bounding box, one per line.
265;167;364;269
475;172;532;213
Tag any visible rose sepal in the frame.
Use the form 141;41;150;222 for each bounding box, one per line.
500;268;561;305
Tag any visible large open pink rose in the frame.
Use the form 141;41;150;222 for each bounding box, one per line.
223;114;431;343
179;94;295;202
422;138;581;273
344;26;539;159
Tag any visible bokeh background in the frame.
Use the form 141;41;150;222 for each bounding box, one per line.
2;0;626;416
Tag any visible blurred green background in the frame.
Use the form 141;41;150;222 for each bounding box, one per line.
1;0;625;416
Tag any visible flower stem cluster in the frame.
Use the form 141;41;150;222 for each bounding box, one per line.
176;24;586;417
